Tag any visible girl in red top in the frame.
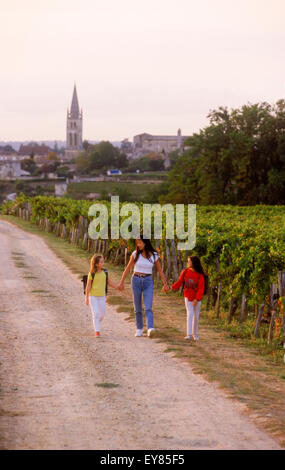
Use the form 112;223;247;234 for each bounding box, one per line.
171;256;205;341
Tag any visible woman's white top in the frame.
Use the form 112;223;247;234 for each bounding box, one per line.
132;250;159;274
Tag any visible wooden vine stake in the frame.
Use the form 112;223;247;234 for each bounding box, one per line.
254;304;265;338
164;239;171;282
268;284;278;345
215;257;221;318
170;240;179;281
206;288;211;312
240;294;248;323
227;297;238;324
215;283;222;319
277;271;285;351
268;311;276;345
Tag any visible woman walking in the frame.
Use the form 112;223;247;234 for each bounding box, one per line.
118;237;169;337
85;254;119;337
171;256;205;341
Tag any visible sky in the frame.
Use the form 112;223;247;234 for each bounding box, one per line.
1;0;285;142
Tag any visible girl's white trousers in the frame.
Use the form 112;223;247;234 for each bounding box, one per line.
184;298;201;336
90;296;106;332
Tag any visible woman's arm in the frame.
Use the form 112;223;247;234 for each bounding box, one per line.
118;254;135;290
85;278;92;305
108;277;119;289
155;259;169;292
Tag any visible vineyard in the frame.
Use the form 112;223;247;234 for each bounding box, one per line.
1;195;285;353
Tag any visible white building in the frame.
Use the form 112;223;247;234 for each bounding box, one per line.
133;129;189;156
0;158;30;179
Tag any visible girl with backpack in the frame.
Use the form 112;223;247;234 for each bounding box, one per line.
171;256;206;341
85;254;119;337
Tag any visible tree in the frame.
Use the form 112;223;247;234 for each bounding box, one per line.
75;141;128;173
126;156;150;173
148;158;165;171
20;158;37;175
162;100;285;205
82;140;90;152
47;151;59;161
38;162;59;177
146;152;165;171
168;150;180;169
56;166;74;178
75;152;91;174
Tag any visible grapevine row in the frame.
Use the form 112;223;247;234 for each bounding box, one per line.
2;195;284;345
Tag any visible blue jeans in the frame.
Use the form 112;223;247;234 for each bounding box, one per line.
131;275;154;330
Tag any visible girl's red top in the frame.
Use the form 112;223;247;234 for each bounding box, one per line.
171;268;205;301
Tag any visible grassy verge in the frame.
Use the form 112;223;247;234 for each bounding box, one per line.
1;213;285;447
113;172;169;181
66;181;160;200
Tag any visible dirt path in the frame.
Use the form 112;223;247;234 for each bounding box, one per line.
0;220;281;450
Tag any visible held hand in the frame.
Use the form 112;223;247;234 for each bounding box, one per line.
118;282;125;291
85;297;89;306
163;284;170;293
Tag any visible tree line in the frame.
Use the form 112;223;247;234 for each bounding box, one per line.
76;141;166;174
161;100;285;205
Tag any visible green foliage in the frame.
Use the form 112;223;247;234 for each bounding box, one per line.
113;185;133;202
207;314;283;360
14;181;46;197
20;158;38;175
67;180;162;202
127;154;166;173
56;166;74;178
126;156;152;173
148;157;165;171
163;100;285;205
37;161;60;176
75;141;128;174
146;181;170;203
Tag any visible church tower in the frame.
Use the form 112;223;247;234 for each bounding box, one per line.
177;128;183;153
65;84;83;160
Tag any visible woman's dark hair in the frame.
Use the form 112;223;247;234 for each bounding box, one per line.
134;236;158;263
189;256;205;275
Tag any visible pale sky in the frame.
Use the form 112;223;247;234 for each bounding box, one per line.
1;0;285;142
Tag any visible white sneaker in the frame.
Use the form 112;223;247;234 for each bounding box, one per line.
135;329;143;337
185;335;191;340
147;328;155;337
193;335;199;341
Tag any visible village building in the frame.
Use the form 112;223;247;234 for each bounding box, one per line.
0;157;30;179
133;129;189;157
18;143;51;163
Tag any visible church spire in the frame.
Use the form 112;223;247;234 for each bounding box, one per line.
70;84;80;118
65;84;83;159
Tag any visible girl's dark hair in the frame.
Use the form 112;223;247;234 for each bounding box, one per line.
188;255;208;295
134;236;158;263
189;256;205;275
